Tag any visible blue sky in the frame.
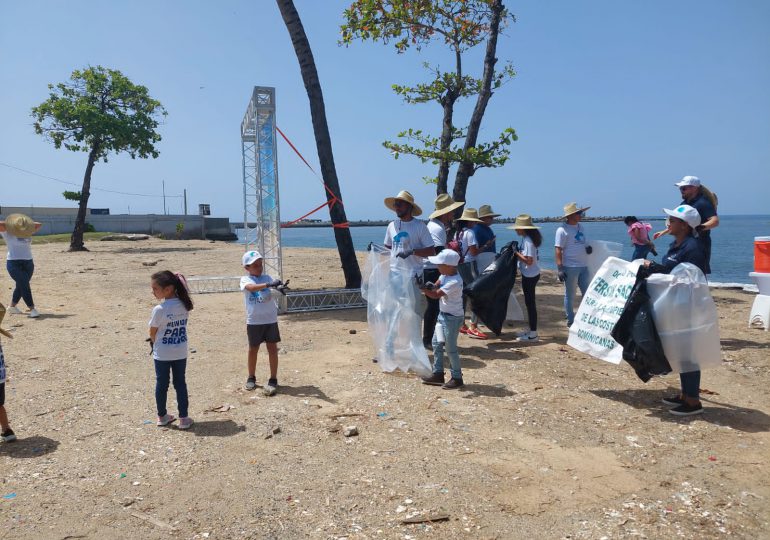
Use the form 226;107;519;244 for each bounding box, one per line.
1;0;768;221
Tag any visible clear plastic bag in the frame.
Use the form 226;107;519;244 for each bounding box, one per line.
362;244;432;376
646;263;721;373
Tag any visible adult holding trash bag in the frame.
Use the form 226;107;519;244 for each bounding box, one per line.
643;204;707;416
555;202;591;327
0;213;42;318
509;214;541;342
474;204;500;254
422;194;464;350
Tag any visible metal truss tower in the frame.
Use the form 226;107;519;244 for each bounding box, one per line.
241;86;282;281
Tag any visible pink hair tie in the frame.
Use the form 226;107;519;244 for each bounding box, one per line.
174;272;190;293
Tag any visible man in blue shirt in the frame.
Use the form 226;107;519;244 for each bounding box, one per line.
674;176;718;274
473;204;500;254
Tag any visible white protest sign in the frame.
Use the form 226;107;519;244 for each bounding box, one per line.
567;257;642;364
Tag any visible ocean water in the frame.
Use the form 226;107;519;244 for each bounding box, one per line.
236;215;770;286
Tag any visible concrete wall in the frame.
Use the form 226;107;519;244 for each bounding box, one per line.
0;208;235;240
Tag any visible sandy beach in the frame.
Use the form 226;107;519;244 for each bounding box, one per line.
0;238;768;539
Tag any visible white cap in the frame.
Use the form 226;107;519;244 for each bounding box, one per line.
663;205;702;229
242;250;263;266
674;175;701;187
427;249;461;267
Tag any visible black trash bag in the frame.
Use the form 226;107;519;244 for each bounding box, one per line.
464;241;518;336
611;266;671;382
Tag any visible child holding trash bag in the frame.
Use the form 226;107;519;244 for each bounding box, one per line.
509;215;542;342
643;205;707;416
149;271;194;429
240;251;286;396
419;250;465;389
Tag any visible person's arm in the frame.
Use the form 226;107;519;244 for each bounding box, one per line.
422;287;446;299
149;326;158;343
699;215;719;232
243;281;270;292
555;246;564;268
413;246;436;257
0;222;5;232
34;222;42;232
516;250;534;266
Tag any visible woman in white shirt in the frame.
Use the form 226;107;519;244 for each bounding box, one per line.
0;214;42;318
509;214;542;342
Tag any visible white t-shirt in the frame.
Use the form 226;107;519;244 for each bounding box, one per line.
384;219;433;275
0;342;6;384
438;273;464;317
555;223;588;267
423;219;447;270
459;228;478;262
148;298;190;361
518;236;540;278
1;232;33;260
240;274;278;325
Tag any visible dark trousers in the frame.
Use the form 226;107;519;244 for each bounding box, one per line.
680;370;700;401
422;269;441;346
521;274;540;332
154;359;188;418
6;259;35;307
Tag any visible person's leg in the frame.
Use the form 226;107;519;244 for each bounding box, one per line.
0;404;9;432
431;314;446;375
563;266;580;326
521;275;539;332
680;371;701;404
6;260;25;306
20;260;35;308
247;345;259;378
577;266;590;296
422;269;440;347
170;359;189;419
443;314;463;381
266;342;279;380
154;360;171;418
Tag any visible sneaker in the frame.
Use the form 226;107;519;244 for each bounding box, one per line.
157;414;176;426
459;325;470;335
1;429;17;443
421;373;445;386
514;330;530;338
468;327;488;340
263;378;278;396
244;376;257;391
7;306;22;315
178;417;194;429
516;332;539;342
669;402;704;417
28;308;40;318
442;378;464;390
661;395;685;406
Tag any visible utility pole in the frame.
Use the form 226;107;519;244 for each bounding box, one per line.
162;180;167;215
183;189;187;216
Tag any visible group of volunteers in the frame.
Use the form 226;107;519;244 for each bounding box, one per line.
381;189;543;391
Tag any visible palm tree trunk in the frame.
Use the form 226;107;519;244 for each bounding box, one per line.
276;0;362;288
452;0;504;204
70;143;100;251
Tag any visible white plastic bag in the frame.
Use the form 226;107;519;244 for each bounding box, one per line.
587;240;623;281
568;257;642;364
363;245;432;376
646;263;721;373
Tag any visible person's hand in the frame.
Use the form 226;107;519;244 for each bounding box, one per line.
396;249;414;259
653;229;668;240
643;260;652;268
421;282;436;291
585;245;593;255
267;279;283;288
145;337;153;355
557;265;567;283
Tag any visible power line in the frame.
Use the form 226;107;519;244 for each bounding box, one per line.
0;161;183;198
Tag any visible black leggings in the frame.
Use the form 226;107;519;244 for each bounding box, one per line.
521;274;540;331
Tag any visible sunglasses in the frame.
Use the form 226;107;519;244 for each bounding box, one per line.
393;200;410;207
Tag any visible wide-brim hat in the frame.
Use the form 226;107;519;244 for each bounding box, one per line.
0;303;13;339
455;207;483;223
507;213;540;230
428;193;464;219
4;213;36;238
384;190;422;217
477;204;501;219
562;202;590;218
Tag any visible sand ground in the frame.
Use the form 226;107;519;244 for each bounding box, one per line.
0;238;768;539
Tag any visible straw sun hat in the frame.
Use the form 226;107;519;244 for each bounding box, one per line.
506;214;540;230
384;190;423;217
455;208;483;223
4;213;37;238
562;202;590;218
477;204;501;219
428;194;464;219
0;304;13;339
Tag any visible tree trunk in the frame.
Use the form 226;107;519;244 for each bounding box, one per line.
276;0;362;288
452;0;504;204
436;49;463;196
70;143;100;251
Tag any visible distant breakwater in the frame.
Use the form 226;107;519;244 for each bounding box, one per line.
279;216;665;228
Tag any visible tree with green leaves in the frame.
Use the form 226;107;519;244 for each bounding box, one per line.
277;0;362;288
341;0;516;203
32;66;166;251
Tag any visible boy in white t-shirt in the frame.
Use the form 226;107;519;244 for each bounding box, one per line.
240;251;283;396
419;250;465;389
